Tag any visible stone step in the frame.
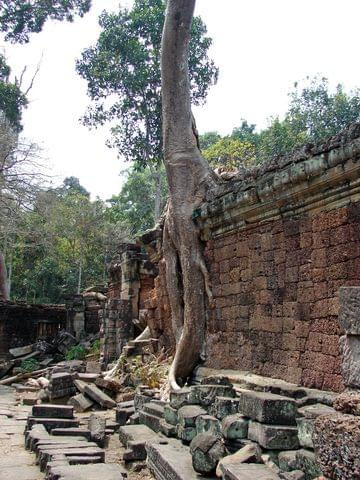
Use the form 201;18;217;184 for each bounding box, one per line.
32;404;74;419
146;440;217;480
220;463;281;480
115;406;135;425
51;428;91;440
139;410;162;433
119;424;159;461
39;446;105;471
237;389;297;425
27;416;80;432
142;401;165;418
47;463;125;480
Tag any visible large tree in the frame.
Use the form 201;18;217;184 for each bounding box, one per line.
0;0;91;43
161;0;220;390
76;0;218;221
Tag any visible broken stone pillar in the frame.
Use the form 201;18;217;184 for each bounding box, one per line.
339;287;360;388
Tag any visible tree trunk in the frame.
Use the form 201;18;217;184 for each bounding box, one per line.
77;259;83;294
0;252;9;301
161;0;218;390
154;167;163;223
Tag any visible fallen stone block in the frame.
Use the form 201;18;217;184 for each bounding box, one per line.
139;410;162;433
95;377;122;392
278;450;298;472
74;379;88;393
86;361;102;374
177;424;197;443
210;395;242;419
238;390;297;425
119;424;158;461
84;384;116;408
295;449;322;480
9;344;34;358
296;403;335;448
216;443;262;477
27;417;79;432
75;373;100;383
22;392;38;405
146;440;205;480
88;414;106;447
169;388;191;409
69;393;94;413
219;463;281;480
177;405;207;428
196;414;221;436
129;413;139;425
33;404;74;419
51;428;91;440
190;433;226;475
39;446;105;472
221;413;248;440
313;412;358;480
116;406;135;425
160;419;177;437
164;404;178;426
191;384;236;407
248;421;299;450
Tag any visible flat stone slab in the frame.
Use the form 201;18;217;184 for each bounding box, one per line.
27;417;80;432
248;421;299;450
146;440;217;480
119;423;158;447
32;404;74;419
237;390;297;425
52;428;91;440
84;384;116;409
47;463;125;480
221;463;281;480
9;345;34;357
69;393;94;413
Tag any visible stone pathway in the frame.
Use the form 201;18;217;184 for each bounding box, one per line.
0;386;153;480
0;385;42;480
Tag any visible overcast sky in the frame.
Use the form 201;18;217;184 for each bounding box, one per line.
2;0;360;199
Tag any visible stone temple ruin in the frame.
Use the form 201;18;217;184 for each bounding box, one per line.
0;124;360;479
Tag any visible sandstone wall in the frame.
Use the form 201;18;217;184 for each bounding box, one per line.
0;301;66;356
142;123;360;392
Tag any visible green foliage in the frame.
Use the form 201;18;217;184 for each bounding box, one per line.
6;177;128;303
65;345;86;360
76;0;218;168
202;77;360;169
0;0;92;43
20;358;39;373
107;165;168;237
89;339;100;355
0;54;27;131
202;137;256;169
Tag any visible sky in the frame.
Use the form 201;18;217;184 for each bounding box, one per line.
2;0;360;200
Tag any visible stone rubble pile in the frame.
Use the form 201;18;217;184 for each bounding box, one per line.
117;375;339;480
24;403;125;479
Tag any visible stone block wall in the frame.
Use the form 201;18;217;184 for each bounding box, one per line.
141;123;360;392
0;301;66;356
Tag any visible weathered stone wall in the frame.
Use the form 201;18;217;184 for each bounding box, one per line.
142;123;360;392
0;301;66;357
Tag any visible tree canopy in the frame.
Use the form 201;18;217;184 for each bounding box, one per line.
76;0;218;168
0;0;92;43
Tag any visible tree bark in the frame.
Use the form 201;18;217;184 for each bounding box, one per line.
161;0;218;390
0;252;9;301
